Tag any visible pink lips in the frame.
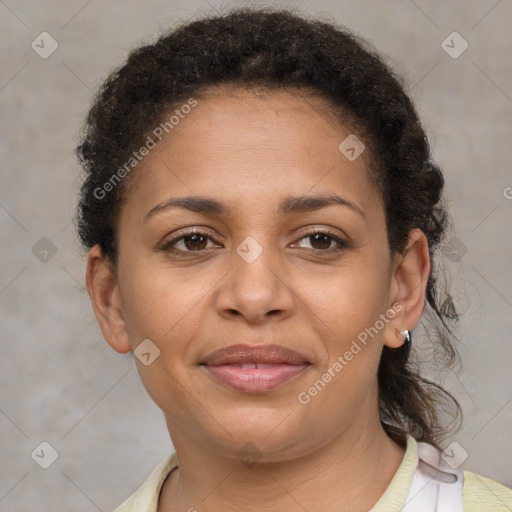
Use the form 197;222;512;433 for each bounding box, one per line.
201;344;310;393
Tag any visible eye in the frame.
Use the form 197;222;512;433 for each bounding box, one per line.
160;227;349;256
293;230;349;252
161;228;219;254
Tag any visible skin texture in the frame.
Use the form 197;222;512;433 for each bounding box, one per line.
86;87;431;512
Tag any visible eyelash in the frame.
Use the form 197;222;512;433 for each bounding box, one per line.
160;227;350;256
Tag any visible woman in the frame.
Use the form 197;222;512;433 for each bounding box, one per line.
75;8;512;511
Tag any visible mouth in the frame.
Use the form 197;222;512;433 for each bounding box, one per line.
200;344;311;393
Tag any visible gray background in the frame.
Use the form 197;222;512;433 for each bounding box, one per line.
1;0;511;510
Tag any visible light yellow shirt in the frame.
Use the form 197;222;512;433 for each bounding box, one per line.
114;435;512;511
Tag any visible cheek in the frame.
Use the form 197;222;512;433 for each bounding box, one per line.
300;256;390;401
120;256;211;345
306;261;389;342
298;277;387;420
118;258;214;405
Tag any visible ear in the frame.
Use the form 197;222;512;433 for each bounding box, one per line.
383;228;431;349
85;245;132;354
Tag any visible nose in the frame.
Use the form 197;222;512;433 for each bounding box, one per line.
213;240;295;325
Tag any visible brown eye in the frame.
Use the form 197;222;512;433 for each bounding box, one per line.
308;233;333;250
161;229;218;254
295;231;348;252
181;234;209;251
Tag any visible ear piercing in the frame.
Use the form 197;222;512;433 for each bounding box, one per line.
400;330;411;344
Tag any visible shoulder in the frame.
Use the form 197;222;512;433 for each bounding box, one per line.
114;452;178;512
463;470;512;511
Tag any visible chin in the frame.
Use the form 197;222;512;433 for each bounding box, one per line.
207;407;305;449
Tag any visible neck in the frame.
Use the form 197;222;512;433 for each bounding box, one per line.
158;416;406;512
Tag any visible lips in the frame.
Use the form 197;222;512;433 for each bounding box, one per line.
201;344;310;393
202;344;309;366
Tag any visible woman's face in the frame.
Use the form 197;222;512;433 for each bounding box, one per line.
95;87;411;462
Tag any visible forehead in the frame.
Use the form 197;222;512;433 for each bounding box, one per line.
120;86;383;224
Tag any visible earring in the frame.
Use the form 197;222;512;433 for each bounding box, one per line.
400;330;411;344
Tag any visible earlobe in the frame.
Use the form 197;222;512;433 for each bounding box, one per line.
85;245;132;354
383;229;431;349
382;302;410;349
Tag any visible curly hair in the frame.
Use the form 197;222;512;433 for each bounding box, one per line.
75;7;462;449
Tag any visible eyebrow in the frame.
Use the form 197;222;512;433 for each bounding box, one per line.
144;193;366;223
